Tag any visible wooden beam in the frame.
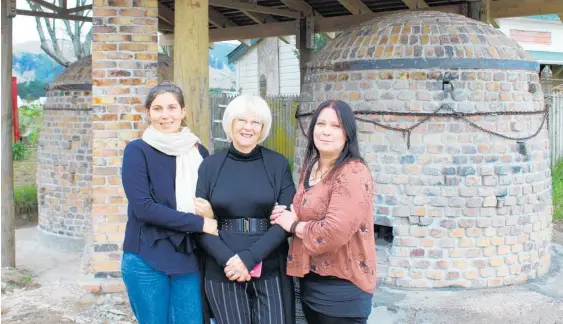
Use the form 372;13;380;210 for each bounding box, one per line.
491;0;563;19
175;0;210;147
209;7;237;27
29;0;60;12
16;9;91;22
1;0;16;268
241;10;274;24
209;8;253;50
324;32;336;39
159;3;175;25
209;0;301;18
279;0;314;16
400;0;429;9
209;4;461;42
66;4;92;14
337;0;371;15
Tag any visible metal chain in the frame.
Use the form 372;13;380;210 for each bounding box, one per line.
295;104;547;149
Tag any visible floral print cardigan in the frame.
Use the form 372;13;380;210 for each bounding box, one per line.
286;160;377;293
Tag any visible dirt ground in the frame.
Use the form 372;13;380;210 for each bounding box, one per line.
13;147;37;188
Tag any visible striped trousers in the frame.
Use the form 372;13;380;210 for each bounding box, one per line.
205;276;285;324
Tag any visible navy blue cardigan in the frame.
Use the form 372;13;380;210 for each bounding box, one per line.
121;139;209;275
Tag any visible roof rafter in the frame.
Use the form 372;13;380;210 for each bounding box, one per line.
400;0;429;9
209;0;301;18
336;0;371;15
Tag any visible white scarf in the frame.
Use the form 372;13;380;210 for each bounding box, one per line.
142;126;203;213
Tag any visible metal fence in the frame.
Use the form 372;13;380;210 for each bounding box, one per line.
210;95;299;164
549;93;563;166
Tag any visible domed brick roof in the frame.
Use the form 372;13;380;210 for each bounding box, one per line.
48;54;174;90
311;11;535;70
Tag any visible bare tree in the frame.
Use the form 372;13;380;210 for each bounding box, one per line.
26;0;92;67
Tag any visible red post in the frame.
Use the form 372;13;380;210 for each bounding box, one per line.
11;76;19;142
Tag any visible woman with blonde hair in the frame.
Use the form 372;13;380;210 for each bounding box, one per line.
195;94;296;324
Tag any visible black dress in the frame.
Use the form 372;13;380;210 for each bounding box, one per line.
195;144;296;324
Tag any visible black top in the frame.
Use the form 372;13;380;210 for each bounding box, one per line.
301;170;373;318
195;144;296;280
202;145;280;280
121;139;209;275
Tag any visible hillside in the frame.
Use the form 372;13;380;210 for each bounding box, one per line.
13;41;238;89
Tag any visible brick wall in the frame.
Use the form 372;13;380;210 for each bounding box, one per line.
85;0;158;292
37;89;93;251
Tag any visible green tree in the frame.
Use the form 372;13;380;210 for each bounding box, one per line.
17;80;48;101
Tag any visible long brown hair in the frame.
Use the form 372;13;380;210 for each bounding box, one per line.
145;82;188;127
302;100;364;183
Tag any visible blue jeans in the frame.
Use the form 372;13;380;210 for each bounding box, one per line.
121;252;203;324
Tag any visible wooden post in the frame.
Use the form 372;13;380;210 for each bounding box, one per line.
174;0;210;147
297;18;313;88
1;0;16;268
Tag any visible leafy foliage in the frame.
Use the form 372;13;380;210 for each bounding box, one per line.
13;143;30;161
19;103;44;145
17;80;49;101
14;185;38;215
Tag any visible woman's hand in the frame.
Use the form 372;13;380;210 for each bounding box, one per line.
194;198;214;219
202;218;219;236
224;255;251;282
270;202;287;223
271;204;298;232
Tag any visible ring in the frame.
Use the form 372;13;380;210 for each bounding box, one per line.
228;271;234;276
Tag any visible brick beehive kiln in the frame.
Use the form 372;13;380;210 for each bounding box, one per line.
38;54;173;250
295;11;553;288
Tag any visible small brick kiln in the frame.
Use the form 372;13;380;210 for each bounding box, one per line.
295;11;553;288
38;55;173;250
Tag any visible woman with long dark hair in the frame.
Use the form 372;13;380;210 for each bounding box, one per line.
271;100;376;324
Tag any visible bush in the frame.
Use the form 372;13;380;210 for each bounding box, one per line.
14;185;38;215
12;142;29;161
18;103;43;145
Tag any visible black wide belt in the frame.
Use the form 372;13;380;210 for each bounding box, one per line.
219;218;269;233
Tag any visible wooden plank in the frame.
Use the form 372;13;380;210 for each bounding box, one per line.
337;0;371;14
209;0;301;18
400;0;429;9
16;9;91;22
279;0;314;16
1;0;16;268
209;7;237;28
66;4;91;13
159;3;175;25
491;0;563;19
175;0;210;147
209;4;462;41
28;0;60;12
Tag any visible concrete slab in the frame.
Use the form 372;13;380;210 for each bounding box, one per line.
15;225;82;285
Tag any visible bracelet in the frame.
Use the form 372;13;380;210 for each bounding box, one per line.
289;221;300;234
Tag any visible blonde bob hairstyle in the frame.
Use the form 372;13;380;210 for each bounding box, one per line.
222;94;272;144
